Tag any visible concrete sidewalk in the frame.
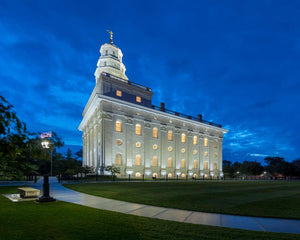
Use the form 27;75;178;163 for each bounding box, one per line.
32;177;300;234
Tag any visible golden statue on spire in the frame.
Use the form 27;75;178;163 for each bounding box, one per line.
107;30;113;44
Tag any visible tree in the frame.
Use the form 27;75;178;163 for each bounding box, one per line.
0;95;35;179
222;160;234;178
105;165;120;180
264;156;291;177
238;161;263;176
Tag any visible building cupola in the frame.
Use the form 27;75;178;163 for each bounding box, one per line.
94;31;128;83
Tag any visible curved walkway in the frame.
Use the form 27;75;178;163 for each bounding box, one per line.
31;177;300;234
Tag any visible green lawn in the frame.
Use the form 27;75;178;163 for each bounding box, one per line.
0;186;299;240
65;181;300;219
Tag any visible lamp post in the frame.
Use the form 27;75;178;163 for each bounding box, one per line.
38;139;56;203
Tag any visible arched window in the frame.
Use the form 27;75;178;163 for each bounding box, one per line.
204;152;208;156
181;159;185;168
193;136;198;145
214;163;217;170
167;157;172;167
204;138;208;147
115;153;122;165
168;130;173;141
181;173;186;178
181;133;186;143
153;128;158;138
204;161;208;170
135;155;141;165
135;124;141;135
116;120;122;132
152;156;158;166
193;160;197;169
214;141;217;148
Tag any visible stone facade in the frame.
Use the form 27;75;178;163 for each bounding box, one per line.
79;40;228;178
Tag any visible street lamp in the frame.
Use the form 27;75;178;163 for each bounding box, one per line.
37;139;56;203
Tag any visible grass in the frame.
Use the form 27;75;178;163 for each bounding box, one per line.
0;186;299;240
65;181;300;219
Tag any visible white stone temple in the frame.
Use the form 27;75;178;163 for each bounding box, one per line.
78;33;228;179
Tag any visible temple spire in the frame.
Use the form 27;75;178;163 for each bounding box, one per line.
107;30;113;44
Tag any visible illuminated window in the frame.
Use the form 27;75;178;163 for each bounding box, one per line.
181;159;185;168
168;173;173;178
152;156;158;166
204;138;208;147
214;141;217;148
116;120;122;132
135;155;141;166
135;172;141;178
181;133;186;143
153;128;158;138
116;139;122;145
214;153;218;157
204;152;208;156
168;146;173;152
193;160;197;169
135;124;141;135
136;142;141;148
115;153;122;165
204;161;208;170
168;130;173;141
193;150;197;155
214;163;217;170
167;157;172;167
181;173;186;178
153;173;158;178
193;136;198;145
116;90;122;97
181;148;185;153
153;144;158;150
136;96;141;103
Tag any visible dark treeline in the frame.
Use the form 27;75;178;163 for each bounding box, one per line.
0;95;90;180
223;157;300;179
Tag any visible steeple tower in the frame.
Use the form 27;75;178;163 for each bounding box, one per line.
94;31;128;83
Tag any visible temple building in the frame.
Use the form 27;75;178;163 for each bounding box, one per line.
78;33;228;179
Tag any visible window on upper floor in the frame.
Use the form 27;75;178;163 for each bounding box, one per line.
135;155;141;166
105;50;108;55
168;130;173;141
115;153;122;165
153;128;158;138
204;138;208;147
214;163;217;170
135;124;141;135
136;96;141;103
193;160;197;169
116;121;122;132
104;61;107;66
193;136;198;145
167;157;172;167
181;133;186;143
204;152;208;156
204;161;208;170
152;156;158;167
181;159;185;168
214;141;217;148
116;90;122;97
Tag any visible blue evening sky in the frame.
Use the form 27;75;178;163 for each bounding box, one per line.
0;0;299;162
